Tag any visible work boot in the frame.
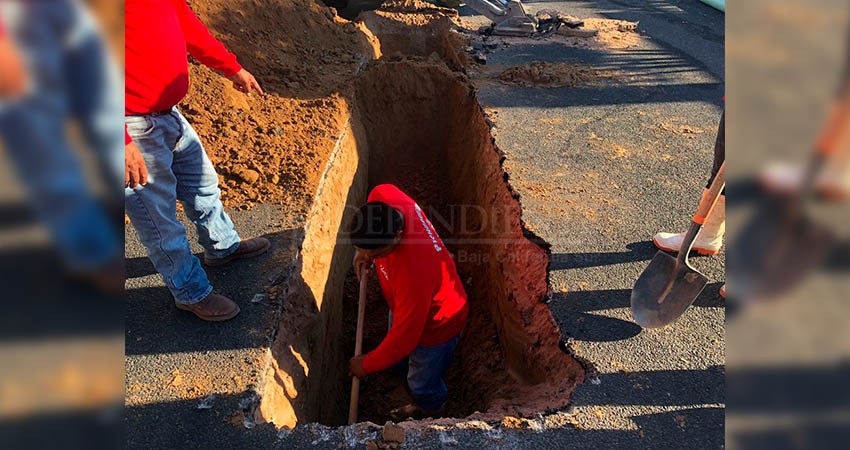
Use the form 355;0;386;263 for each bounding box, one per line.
389;403;444;422
175;292;240;321
758;160;850;200
204;237;271;267
653;190;725;256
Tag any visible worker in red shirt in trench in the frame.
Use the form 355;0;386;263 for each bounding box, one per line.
125;0;270;321
348;184;469;421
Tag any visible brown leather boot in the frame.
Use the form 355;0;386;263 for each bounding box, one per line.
204;237;271;267
175;292;240;321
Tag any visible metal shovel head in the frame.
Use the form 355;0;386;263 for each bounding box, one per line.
631;251;709;328
728;198;834;303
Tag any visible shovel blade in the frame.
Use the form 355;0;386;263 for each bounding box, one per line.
631;251;709;328
729;201;833;302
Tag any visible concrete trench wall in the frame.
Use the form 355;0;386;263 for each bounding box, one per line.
255;8;584;429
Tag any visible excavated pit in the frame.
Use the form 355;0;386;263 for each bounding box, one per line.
345;61;585;424
255;2;585;430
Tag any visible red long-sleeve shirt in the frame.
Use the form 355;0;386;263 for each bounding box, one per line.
361;185;468;374
124;0;242;143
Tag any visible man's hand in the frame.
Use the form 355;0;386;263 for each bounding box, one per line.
353;250;373;280
229;68;264;96
0;34;27;99
125;141;149;189
349;355;367;379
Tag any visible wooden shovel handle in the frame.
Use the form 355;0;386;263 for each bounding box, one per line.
693;160;726;225
348;270;368;425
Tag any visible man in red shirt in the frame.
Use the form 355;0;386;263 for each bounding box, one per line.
349;184;468;420
125;0;269;321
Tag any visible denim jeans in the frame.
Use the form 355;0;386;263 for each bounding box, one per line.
0;0;122;270
391;335;460;411
408;336;459;410
124;108;240;304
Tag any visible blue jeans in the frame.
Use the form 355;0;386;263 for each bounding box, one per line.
124;108;240;304
394;336;460;411
0;0;122;270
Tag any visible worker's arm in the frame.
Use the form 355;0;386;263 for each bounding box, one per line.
172;0;263;95
0;24;27;99
360;268;435;375
172;0;241;76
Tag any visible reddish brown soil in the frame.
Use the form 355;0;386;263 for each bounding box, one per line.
181;0;379;210
498;61;603;88
343;60;584;424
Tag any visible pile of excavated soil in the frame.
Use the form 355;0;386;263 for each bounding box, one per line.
498;61;602;87
180;0;379;210
568;17;641;49
356;0;470;69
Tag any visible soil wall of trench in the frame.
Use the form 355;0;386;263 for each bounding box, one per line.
254;2;585;429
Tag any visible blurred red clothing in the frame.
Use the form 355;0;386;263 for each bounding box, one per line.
361;184;468;374
124;0;242;143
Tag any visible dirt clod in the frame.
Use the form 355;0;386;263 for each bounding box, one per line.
501;415;541;429
382;422;406;444
232;166;261;184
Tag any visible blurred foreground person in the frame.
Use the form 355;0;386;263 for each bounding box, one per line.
125;0;268;321
0;20;25;97
0;1;123;294
759;51;850;200
348;184;468;421
653;111;726;297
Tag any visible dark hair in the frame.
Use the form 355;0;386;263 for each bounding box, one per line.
349;202;404;250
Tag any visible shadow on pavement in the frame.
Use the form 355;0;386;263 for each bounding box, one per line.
550;241;656;271
573;365;724;407
125;229;294;356
548;282;723;342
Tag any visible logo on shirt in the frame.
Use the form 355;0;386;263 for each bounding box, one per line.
414;204;442;253
379;263;389;281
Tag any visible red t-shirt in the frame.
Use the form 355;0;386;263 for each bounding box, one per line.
124;0;242;143
361;184;468;374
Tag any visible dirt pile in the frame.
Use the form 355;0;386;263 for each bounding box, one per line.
356;0;469;69
498;61;602;87
569;17;641;49
181;0;379;210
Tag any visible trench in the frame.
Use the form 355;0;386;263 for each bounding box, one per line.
255;6;585;429
346;60;585;424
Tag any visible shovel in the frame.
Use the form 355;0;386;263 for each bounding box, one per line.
631;161;725;328
728;101;846;302
348;271;368;424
